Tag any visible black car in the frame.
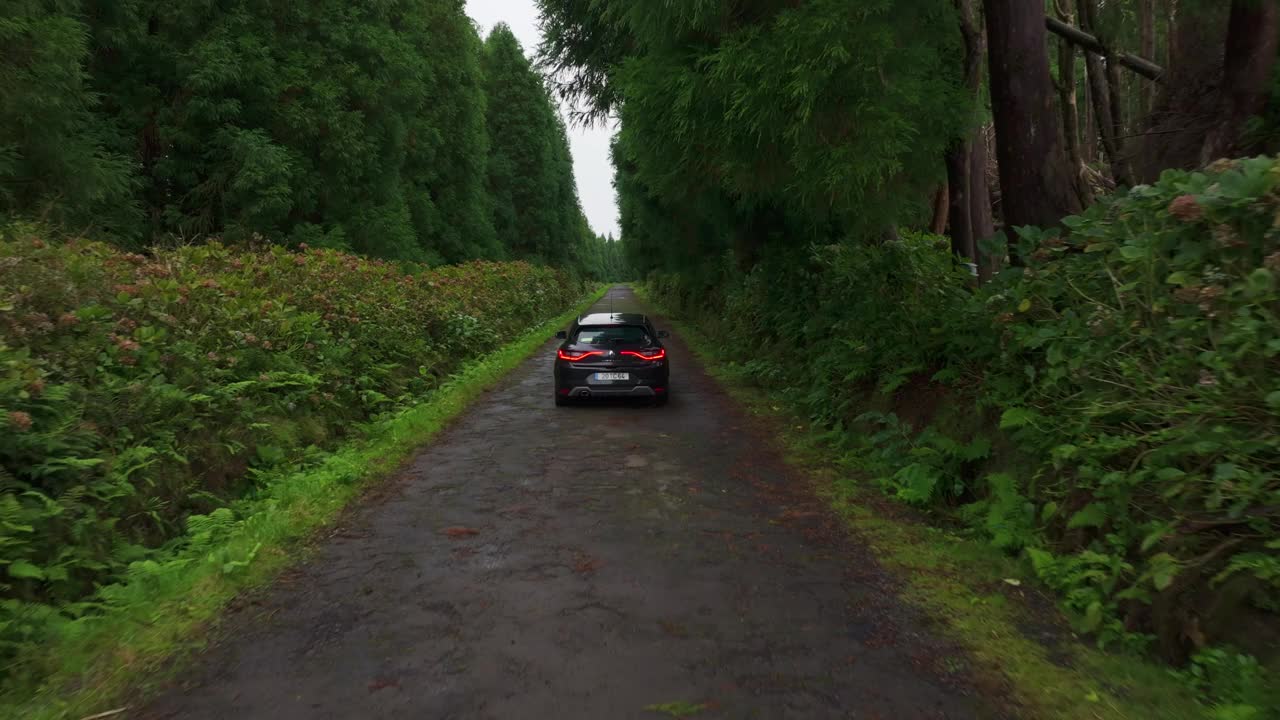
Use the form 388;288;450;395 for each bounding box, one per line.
553;312;670;406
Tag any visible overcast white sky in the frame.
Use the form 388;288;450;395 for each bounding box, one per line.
465;0;621;239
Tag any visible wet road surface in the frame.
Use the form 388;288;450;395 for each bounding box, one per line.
141;286;998;720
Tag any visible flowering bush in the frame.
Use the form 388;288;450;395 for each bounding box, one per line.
0;229;584;651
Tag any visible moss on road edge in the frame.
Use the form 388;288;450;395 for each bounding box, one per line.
2;285;609;720
634;285;1209;720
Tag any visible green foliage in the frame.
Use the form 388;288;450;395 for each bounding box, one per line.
81;0;500;261
986;158;1279;652
1;1;611;275
645;157;1280;668
0;287;605;719
855;411;991;506
482;24;594;268
1174;647;1279;720
0;1;136;234
0;224;586;665
649;231;974;425
541;0;970;276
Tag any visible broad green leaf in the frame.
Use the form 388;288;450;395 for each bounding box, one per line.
8;561;46;580
1026;547;1056;576
1141;527;1170;553
1245;268;1275;295
1082;601;1104;631
1149;554;1179;591
999;408;1037;429
1067;503;1108;529
1051;444;1078;461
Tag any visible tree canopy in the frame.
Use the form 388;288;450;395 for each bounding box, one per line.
0;0;621;276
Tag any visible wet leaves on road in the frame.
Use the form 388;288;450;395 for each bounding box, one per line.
658;619;689;638
572;552;602;576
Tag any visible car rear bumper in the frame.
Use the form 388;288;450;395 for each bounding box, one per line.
562;385;660;398
555;363;669;398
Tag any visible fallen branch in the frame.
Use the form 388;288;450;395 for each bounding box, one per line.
1046;17;1165;81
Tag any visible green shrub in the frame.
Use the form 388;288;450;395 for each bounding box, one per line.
647;157;1280;668
0;225;584;661
985;157;1278;659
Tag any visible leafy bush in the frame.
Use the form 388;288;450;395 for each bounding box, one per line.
985;157;1278;660
0;225;585;660
648;158;1280;669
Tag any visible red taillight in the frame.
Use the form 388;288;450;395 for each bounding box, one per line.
557;349;603;361
621;349;666;361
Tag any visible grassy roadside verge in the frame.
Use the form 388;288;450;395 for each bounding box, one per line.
634;285;1211;720
1;284;608;720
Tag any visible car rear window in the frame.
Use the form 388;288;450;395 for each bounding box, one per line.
574;325;651;346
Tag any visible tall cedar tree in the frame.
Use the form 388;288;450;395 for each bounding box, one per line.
1202;0;1280;162
540;0;967;274
0;1;623;277
482;24;588;267
0;0;135;235
985;0;1083;231
82;0;498;262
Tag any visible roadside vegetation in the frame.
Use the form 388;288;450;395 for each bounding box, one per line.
1;0;620;712
541;1;1279;718
0;225;601;712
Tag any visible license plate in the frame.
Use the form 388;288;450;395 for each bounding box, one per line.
593;372;630;381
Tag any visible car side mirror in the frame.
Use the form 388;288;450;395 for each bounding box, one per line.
555;330;568;340
657;330;669;338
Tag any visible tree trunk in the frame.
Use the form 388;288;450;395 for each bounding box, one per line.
1140;0;1157;115
1055;2;1091;205
931;183;950;235
1078;0;1134;187
970;126;997;281
1081;75;1097;162
945;0;985;263
1201;0;1280;162
733;204;785;270
1133;1;1228;180
945;150;972;260
985;0;1084;233
1106;54;1128;144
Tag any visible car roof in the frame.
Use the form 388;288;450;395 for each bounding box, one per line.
576;312;648;326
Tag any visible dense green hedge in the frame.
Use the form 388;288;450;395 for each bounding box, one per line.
0;226;585;659
648;158;1279;676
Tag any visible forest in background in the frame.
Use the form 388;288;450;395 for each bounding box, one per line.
539;0;1279;714
0;0;625;279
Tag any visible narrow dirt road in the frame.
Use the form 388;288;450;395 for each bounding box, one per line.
141;286;999;720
